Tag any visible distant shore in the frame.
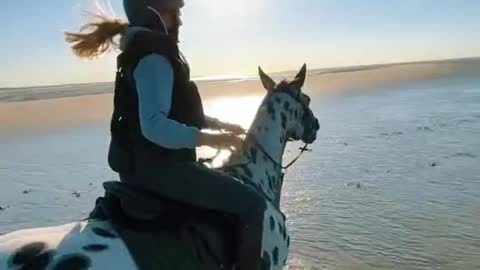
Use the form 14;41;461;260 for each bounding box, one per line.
1;57;479;103
1;57;479;136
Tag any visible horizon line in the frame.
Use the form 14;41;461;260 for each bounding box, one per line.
2;56;479;90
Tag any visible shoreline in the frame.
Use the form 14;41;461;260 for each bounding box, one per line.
2;57;479;103
1;59;480;136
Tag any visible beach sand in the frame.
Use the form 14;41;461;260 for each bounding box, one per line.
1;58;479;136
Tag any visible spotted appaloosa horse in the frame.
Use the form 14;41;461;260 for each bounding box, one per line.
0;65;320;270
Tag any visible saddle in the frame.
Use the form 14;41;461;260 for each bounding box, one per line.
89;181;236;270
103;181;188;226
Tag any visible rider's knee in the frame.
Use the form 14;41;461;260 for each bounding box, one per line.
244;188;267;216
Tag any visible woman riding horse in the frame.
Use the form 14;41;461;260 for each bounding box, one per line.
66;0;266;269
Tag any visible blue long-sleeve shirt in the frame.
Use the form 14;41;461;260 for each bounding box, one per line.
123;27;200;149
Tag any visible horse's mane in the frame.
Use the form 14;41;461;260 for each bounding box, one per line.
218;79;296;168
274;80;291;92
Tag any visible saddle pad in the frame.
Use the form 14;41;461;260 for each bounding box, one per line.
96;181;236;269
114;225;220;270
89;194;222;270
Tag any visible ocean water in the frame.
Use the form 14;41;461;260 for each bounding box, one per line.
1;75;480;269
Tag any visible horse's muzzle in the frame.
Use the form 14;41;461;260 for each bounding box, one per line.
303;118;320;144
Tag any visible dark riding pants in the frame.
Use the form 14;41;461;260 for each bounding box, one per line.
120;161;266;270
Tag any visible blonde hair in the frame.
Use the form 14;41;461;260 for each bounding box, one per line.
65;14;128;59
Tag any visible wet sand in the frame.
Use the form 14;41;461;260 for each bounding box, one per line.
1;58;479;136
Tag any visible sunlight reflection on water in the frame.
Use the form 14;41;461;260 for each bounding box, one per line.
204;95;264;128
2;76;480;269
198;95;264;167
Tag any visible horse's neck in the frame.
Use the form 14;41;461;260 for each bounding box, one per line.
224;97;287;207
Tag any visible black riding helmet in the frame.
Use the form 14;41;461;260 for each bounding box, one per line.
123;0;184;27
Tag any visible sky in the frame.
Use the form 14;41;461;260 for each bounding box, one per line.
1;0;479;87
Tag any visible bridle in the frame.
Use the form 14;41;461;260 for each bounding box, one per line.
254;140;311;171
203;89;316;173
252;89;315;171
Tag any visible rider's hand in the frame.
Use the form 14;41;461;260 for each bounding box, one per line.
196;132;243;151
220;122;247;135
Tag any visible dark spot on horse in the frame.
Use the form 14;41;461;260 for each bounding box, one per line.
278;221;283;234
283;228;287;239
271;176;278;188
272;247;279;265
250;147;258;164
269;216;275;231
268;177;274;191
281;113;287;129
11;242;47;266
82;244;108;252
254;182;263;192
275;97;281;104
52;254;91;270
260;178;266;186
287;236;290;247
92;227;117;238
267;101;275;116
284;101;290;110
242;166;253;179
431;162;437;167
263;126;269;132
261;251;271;270
19;250;54;270
267;174;279;190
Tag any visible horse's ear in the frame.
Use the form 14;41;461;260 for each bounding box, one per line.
259;66;276;91
291;64;307;90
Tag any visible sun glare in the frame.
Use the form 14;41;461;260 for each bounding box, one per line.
197;95;264;166
204;95;264;129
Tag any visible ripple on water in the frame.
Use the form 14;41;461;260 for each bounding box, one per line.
3;77;480;269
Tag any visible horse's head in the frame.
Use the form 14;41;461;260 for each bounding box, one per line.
258;64;320;145
219;65;319;269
